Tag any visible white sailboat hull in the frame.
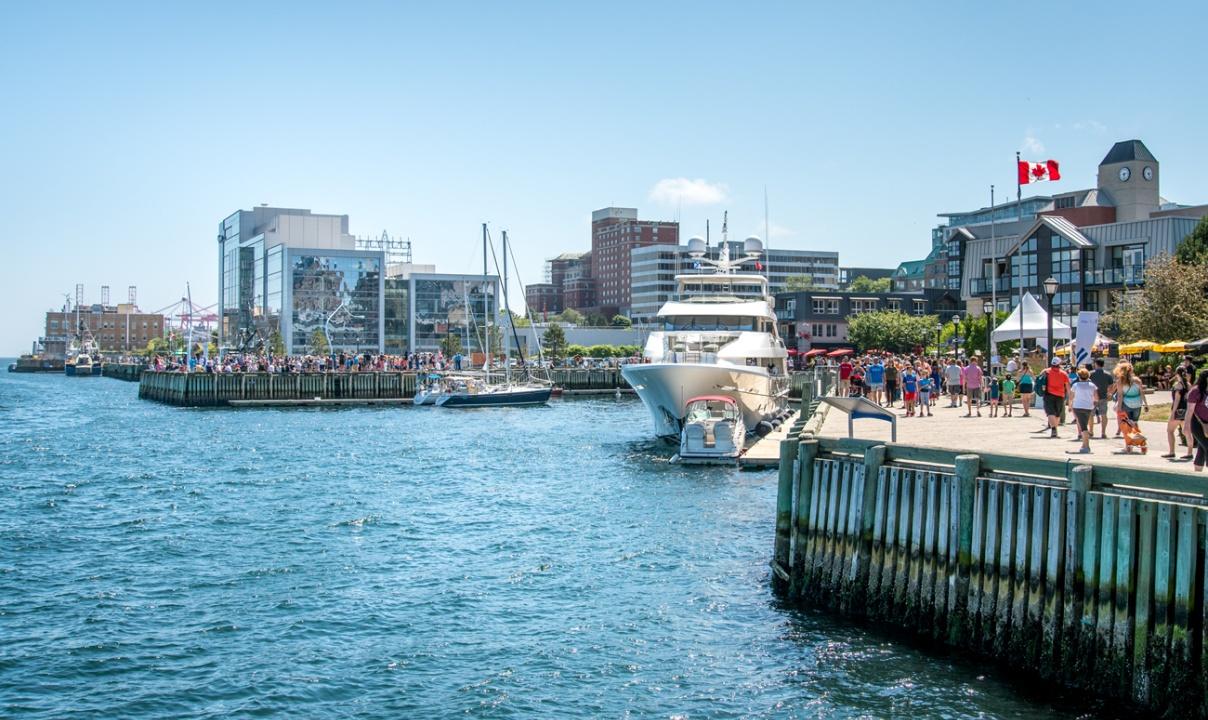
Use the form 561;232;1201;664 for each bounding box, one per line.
621;363;789;439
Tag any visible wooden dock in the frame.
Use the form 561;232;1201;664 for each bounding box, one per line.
134;368;635;407
773;434;1208;716
739;410;801;468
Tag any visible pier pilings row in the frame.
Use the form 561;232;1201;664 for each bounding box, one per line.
773;432;1208;716
133;368;637;406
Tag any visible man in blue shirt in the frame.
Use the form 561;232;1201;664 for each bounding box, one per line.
866;357;886;406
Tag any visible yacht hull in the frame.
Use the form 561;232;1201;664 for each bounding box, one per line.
621;363;788;438
435;387;552;407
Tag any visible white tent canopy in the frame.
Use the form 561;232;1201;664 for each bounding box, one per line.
992;291;1072;344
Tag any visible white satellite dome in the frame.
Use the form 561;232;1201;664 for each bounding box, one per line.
743;236;763;255
686;236;706;257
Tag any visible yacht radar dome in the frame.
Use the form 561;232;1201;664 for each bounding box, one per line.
743;236;763;255
687;236;706;257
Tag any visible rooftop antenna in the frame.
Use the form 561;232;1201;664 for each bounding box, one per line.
128;285;137;306
721;210;728;246
101;285;110;306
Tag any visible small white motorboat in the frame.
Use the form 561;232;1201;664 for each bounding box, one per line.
676;395;745;464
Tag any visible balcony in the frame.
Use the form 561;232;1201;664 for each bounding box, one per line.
1085;266;1145;287
969;277;1011;295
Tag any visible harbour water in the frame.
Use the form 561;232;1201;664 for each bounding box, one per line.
1;368;1098;718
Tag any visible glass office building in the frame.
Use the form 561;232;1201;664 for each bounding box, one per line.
409;274;498;353
285;250;383;354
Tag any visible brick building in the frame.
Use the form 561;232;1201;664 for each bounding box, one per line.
590;207;677;314
45;304;165;357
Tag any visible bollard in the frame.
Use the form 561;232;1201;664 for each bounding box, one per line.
948;453;980;647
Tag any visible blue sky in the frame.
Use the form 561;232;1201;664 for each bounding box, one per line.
2;1;1206;354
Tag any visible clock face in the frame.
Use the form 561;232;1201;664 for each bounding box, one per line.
1119;167;1131;182
1143;166;1154;181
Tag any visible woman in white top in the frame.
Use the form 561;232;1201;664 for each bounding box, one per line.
1068;367;1099;455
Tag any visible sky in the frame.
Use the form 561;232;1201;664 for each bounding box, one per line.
2;0;1207;354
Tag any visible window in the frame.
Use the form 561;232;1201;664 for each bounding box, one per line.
913;300;926;316
1050;236;1081;285
887;299;901;312
812;298;839;315
1054;196;1075;209
851;299;877;314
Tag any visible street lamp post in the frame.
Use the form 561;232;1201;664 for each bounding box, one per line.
934;322;942;356
951;314;961;358
983;300;993;367
1043;276;1059;365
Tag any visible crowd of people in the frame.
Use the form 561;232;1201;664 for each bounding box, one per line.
827;351;1208;471
149;351;457;375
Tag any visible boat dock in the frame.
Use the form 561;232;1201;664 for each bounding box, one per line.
738;409;801;468
133;368;632;407
773;408;1208;716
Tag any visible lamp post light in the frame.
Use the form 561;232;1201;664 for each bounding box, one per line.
1043;276;1059;365
934;322;942;356
983;300;993;367
951;313;961;358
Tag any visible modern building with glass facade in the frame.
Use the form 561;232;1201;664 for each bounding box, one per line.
218;206;497;356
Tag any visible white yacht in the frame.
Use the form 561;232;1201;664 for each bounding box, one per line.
622;235;790;439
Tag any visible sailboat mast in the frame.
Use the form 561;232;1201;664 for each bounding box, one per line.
502;230;511;382
482;223;489;382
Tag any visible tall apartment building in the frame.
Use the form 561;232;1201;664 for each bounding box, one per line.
590;207;678;314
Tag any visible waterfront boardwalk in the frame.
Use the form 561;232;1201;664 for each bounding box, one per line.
775;394;1208;717
818;397;1188;473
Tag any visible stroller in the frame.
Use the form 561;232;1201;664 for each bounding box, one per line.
1117;410;1148;454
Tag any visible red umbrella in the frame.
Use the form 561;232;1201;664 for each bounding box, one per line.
826;348;853;357
803;348;827;358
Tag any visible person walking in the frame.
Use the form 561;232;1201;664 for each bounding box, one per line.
1185;370;1208;472
1089;359;1113;440
1164;367;1194;460
944;360;963;408
1034;357;1070;438
1018;365;1035;418
964;359;984;418
988;372;1001;417
866;358;885;406
1067;367;1098;455
1001;373;1016;417
1111;361;1149;454
884;359;900;409
918;365;934;417
901;364;918;417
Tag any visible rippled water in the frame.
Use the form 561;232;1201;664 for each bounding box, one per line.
0;368;1099;718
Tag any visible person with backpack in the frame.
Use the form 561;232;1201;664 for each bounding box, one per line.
1033;357;1069;438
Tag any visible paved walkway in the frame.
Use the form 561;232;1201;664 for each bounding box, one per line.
817;395;1202;473
739;409;801;468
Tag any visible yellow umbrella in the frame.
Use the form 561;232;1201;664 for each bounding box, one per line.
1154;340;1188;354
1118;340;1156;355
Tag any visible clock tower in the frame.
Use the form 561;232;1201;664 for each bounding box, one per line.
1097;139;1159;222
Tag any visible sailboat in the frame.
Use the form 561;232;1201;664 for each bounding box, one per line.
64;320;103;377
435;225;552;408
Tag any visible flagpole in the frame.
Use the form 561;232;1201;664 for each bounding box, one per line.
1016;151;1025;363
990;184;997;370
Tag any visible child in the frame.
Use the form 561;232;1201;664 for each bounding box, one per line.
918;369;933;417
1001;373;1017;417
902;365;918;417
988;374;1001;417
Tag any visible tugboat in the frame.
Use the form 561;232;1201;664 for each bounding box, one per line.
64;325;103;376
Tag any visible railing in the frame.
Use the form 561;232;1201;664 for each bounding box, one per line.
969;277;1012;294
773;435;1208;716
1085;267;1145;286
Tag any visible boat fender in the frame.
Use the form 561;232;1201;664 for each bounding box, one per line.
756;421;774;437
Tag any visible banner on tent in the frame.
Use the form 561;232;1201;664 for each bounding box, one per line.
1074;311;1099;368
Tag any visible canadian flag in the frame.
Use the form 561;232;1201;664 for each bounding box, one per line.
1018;159;1061;185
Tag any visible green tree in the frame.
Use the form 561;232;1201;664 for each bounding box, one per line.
144;336;168;356
939;310;1016;359
585;313;609;327
848;275;893;293
542;322;568;360
785;275;820;291
556;308;584;325
846;311;938;353
565;343;588;358
439;333;463;357
611;314;632;328
268;330;286;356
1176;216;1208;266
618;344;641;357
309;328;330;356
1104;254;1208;343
